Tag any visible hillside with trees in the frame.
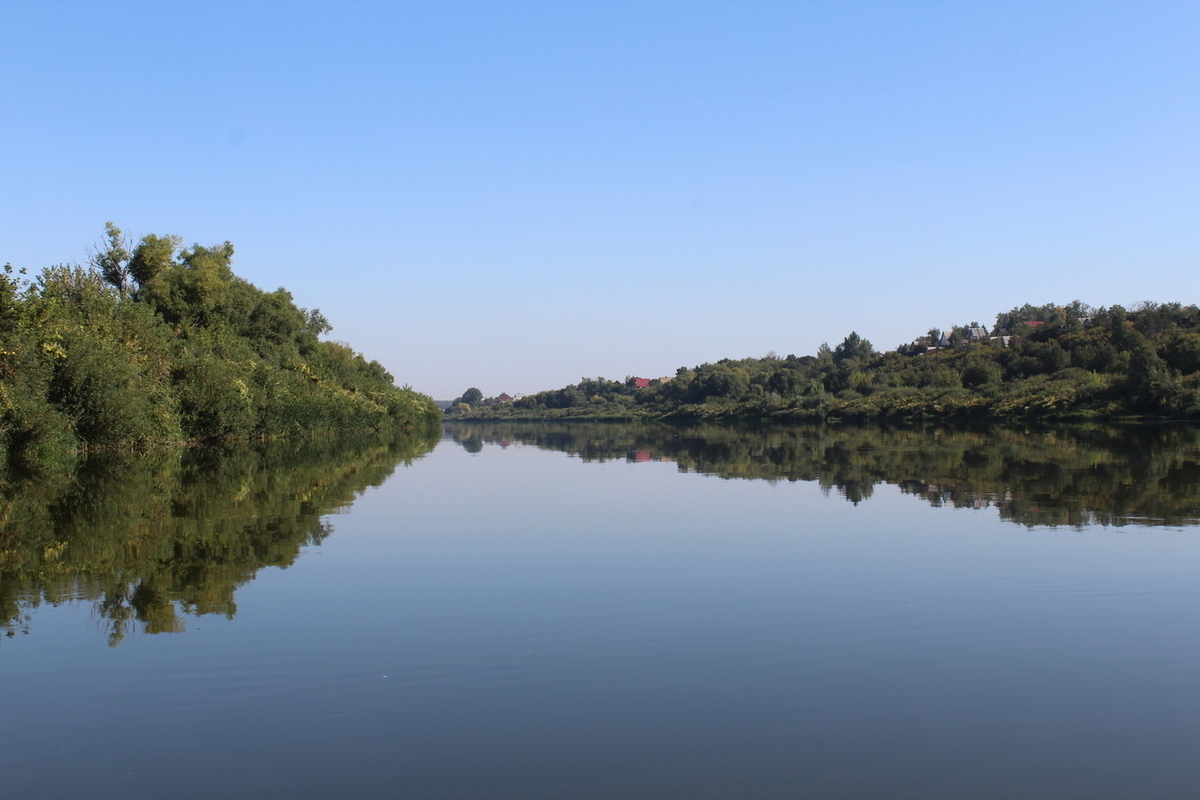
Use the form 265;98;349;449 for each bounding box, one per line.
0;224;439;470
447;301;1200;422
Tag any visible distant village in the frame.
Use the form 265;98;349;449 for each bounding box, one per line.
904;314;1095;356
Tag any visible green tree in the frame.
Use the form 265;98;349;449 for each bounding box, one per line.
833;332;876;363
90;222;132;297
455;387;483;407
142;241;235;326
129;233;181;290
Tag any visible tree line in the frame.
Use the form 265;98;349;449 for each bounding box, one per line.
0;224;439;470
447;301;1200;421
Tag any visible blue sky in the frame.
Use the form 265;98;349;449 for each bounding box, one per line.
3;1;1198;399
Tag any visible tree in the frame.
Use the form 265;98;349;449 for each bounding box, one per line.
90;222;132;297
833;332;876;363
305;308;332;337
142;241;234;325
454;387;483;407
129;233;181;290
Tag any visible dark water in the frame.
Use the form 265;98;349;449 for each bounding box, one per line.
3;422;1200;799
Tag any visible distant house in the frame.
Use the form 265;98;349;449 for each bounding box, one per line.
496;393;513;403
631;378;652;389
940;327;990;348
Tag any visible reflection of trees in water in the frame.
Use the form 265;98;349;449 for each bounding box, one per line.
447;421;1200;529
0;428;437;645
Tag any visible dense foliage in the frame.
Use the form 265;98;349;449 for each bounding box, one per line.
0;225;439;468
446;421;1200;528
449;301;1200;421
1;427;438;645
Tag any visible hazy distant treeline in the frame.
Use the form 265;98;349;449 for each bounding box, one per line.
449;301;1200;421
0;224;439;469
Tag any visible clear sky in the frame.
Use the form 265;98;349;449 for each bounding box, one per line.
3;1;1198;400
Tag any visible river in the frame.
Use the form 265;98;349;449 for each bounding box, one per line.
3;422;1199;798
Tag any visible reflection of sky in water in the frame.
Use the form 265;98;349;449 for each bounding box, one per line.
5;428;1200;799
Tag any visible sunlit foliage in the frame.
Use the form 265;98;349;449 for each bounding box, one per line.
0;225;439;468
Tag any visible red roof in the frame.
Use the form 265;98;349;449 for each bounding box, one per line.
632;378;652;388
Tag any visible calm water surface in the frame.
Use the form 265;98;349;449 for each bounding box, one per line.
3;423;1200;799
